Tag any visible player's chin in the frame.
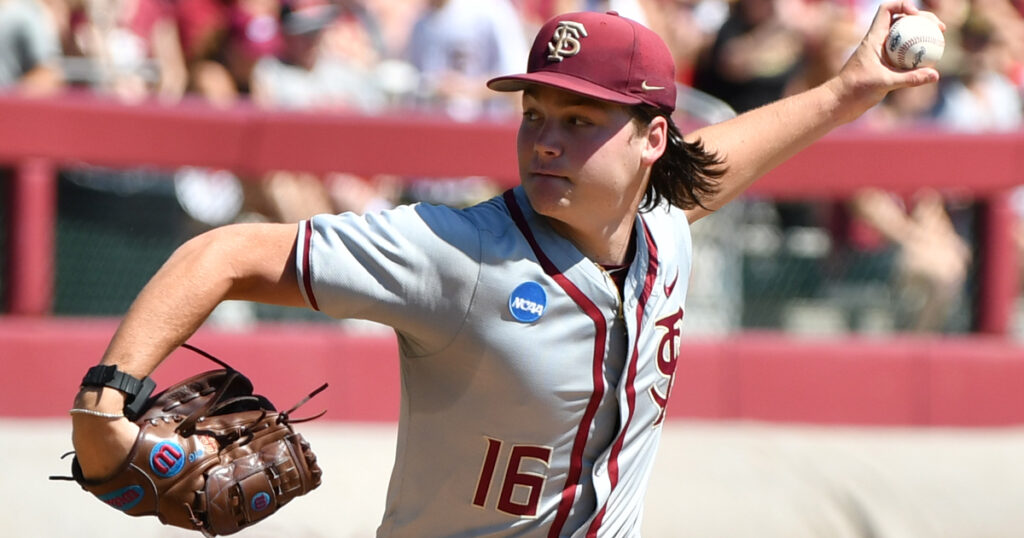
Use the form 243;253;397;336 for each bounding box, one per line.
522;174;572;214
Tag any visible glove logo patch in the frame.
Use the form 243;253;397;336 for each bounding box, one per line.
98;485;145;511
149;441;186;478
251;492;272;511
188;435;219;462
509;282;546;323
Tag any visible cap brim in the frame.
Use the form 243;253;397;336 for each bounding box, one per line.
487;71;643;107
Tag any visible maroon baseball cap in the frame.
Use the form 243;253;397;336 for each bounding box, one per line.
488;11;676;113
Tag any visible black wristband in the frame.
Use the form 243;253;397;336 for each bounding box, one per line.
80;365;156;416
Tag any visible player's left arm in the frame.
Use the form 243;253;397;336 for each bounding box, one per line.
683;0;944;223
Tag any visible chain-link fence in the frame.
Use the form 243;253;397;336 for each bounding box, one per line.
52;165;333;324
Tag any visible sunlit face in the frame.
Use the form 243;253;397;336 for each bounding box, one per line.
517;85;657;235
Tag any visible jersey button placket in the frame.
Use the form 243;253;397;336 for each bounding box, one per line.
594;263;624;319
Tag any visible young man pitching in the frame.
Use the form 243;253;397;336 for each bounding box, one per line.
72;3;942;536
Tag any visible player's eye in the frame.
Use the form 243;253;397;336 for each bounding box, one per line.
522;109;541;122
567;116;591;127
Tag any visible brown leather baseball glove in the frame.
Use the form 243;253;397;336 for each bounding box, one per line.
53;344;327;536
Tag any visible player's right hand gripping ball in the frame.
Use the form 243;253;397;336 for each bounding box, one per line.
885;14;944;70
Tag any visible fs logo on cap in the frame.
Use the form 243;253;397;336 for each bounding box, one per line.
547;21;587;62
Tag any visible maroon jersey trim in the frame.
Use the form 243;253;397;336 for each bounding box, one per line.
586;218;659;536
302;219;320;311
502;190;608;537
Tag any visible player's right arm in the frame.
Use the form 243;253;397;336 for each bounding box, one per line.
71;222;304;480
683;0;943;222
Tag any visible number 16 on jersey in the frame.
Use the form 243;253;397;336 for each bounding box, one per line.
472;437;553;517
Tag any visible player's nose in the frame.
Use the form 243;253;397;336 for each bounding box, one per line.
531;123;563;159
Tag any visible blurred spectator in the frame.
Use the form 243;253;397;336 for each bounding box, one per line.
0;0;66;94
250;0;387;111
386;0;526;210
405;0;527;121
516;1;665;54
918;0;971;74
222;0;285;94
558;0;652;23
851;189;972;332
691;0;805;114
515;0;571;33
916;0;1023;81
174;0;228;64
174;0;235;105
784;0;860;94
934;5;1023;131
861;82;943;130
73;0;189;102
241;0;400;223
644;0;727;87
359;0;425;56
983;0;1024;80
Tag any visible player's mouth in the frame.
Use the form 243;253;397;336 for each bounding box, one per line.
528;170;570;182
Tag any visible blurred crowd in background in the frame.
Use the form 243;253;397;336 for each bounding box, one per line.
2;0;1021;123
2;0;1024;334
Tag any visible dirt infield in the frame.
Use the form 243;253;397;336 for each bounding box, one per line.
7;419;1024;537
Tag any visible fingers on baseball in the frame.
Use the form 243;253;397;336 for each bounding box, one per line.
873;2;945;33
903;67;941;87
868;2;913;45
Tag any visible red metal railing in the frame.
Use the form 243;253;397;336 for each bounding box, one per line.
1;92;1022;331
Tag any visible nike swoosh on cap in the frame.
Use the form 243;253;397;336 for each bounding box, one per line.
641;80;665;91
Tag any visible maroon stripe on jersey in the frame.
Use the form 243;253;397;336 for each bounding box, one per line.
502;191;608;538
586;219;659;536
473;438;502;507
302;220;320;311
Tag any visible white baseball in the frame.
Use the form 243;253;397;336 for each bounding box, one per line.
885;15;944;70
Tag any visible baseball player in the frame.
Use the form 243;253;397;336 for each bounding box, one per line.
71;3;943;536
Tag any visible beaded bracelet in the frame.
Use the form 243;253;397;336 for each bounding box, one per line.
69;408;124;419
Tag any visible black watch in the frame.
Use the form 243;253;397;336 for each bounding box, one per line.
80;365;157;419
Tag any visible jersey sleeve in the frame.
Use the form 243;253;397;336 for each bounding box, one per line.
295;204;482;355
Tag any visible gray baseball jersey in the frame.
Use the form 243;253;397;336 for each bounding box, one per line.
296;186;691;537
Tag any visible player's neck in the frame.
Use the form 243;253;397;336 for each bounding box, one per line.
547;214;637;266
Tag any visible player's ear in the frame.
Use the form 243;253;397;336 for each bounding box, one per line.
639;115;668;166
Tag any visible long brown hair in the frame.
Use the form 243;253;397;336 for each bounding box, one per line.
632;105;726;212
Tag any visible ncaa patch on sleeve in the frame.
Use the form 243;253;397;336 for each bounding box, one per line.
509;282;547;323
